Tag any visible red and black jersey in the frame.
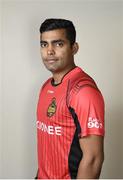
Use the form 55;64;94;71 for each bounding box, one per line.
37;67;105;179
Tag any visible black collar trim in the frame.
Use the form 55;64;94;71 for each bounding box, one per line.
51;66;77;86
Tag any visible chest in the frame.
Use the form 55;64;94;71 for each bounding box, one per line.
37;83;75;128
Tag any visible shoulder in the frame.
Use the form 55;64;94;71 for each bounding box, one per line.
70;85;105;113
76;86;104;102
68;72;104;107
69;69;99;97
41;78;52;90
68;67;98;91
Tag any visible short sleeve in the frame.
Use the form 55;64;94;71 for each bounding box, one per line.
70;86;105;137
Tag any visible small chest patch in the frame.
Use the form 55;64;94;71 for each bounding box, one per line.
47;98;57;117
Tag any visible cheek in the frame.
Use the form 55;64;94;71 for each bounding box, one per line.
40;50;46;59
61;49;72;59
57;48;71;58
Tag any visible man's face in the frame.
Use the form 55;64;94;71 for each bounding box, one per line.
40;29;77;74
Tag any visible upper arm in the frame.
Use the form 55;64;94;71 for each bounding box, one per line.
77;135;104;179
79;135;104;161
70;86;105;178
70;86;105;138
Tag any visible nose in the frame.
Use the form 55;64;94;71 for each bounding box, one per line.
47;45;55;55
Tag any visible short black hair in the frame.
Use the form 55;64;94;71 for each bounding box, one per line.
39;18;76;45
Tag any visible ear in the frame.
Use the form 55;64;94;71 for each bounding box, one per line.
72;42;79;55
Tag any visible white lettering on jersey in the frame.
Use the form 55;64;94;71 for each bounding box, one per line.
36;121;62;136
88;117;103;129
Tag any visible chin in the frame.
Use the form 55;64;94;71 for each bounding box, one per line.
45;66;56;72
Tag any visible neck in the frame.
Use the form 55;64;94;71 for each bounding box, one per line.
52;64;76;84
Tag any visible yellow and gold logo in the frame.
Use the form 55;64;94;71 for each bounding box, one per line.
47;98;57;117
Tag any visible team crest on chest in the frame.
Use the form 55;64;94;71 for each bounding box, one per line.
47;98;57;117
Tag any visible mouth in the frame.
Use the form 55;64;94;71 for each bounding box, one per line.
45;58;58;63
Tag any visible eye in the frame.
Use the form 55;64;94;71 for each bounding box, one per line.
40;42;47;48
55;42;63;47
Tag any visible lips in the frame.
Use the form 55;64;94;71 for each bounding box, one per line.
45;58;58;63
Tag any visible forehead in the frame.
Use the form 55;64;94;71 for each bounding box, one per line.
40;29;67;41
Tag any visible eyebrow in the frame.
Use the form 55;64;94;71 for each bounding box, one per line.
40;39;65;44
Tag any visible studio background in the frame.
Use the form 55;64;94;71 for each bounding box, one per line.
0;0;123;178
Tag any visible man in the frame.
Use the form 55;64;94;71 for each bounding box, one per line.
36;18;105;179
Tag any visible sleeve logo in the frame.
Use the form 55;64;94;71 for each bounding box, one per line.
88;117;103;129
